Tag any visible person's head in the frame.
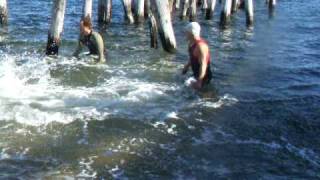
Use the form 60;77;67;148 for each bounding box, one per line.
80;16;92;36
185;22;201;42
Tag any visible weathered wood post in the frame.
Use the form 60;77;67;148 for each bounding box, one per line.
245;0;253;26
79;0;93;41
46;0;67;55
98;0;112;24
149;13;158;48
189;0;197;21
0;0;8;25
239;0;244;9
168;0;174;12
180;0;189;19
197;0;202;6
202;0;208;10
220;0;232;27
152;0;177;53
135;0;145;22
122;0;135;23
83;0;93;19
268;0;276;10
231;0;239;13
205;0;216;20
144;0;150;17
175;0;180;9
267;0;276;17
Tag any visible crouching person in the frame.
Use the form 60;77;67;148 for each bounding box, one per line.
73;16;106;63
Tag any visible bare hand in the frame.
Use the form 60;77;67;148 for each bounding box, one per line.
182;66;188;75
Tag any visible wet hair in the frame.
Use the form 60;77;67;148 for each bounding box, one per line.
81;15;92;29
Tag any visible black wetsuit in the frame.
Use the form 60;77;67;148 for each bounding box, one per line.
188;38;212;86
74;31;105;62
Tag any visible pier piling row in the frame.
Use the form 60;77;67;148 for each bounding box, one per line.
0;0;272;55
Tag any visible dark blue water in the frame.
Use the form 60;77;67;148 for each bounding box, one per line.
0;0;319;179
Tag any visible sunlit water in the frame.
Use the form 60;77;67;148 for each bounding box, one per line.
0;0;319;179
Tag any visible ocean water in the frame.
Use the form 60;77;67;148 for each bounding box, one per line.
0;0;319;179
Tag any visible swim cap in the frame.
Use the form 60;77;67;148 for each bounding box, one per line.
186;22;201;37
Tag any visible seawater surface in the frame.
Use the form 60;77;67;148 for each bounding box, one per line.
0;0;319;179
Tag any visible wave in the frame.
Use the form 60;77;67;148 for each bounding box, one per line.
0;52;238;127
192;127;320;168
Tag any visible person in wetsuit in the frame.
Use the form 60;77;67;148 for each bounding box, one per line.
182;22;212;89
73;16;105;63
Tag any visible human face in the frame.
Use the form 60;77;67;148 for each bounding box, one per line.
185;31;194;43
80;22;91;36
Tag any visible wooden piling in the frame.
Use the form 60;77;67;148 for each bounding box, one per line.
149;13;158;48
220;0;232;27
46;0;67;56
83;0;93;19
202;0;208;10
268;0;276;10
245;0;253;26
197;0;200;5
152;0;177;53
168;0;174;12
231;0;239;13
175;0;180;9
239;0;244;9
205;0;216;20
122;0;135;24
0;0;8;25
98;0;112;24
135;0;145;22
144;0;150;17
180;0;189;19
189;0;197;21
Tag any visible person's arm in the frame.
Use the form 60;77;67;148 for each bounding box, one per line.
73;39;84;57
198;44;208;81
93;32;106;63
182;61;191;74
98;41;105;63
193;43;208;89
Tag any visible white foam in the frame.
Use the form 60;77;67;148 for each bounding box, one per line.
77;121;89;145
184;77;196;87
152;121;166;128
0;54;179;126
108;165;127;179
0;53;237;127
0;148;11;160
200;94;238;108
167;124;177;135
188;94;238;110
0;147;30;161
166;112;179;119
77;156;98;179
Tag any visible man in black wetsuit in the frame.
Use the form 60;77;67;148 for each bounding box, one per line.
182;22;212;89
73;16;105;63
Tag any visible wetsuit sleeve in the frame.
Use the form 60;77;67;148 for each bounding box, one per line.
92;32;105;63
73;38;84;57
